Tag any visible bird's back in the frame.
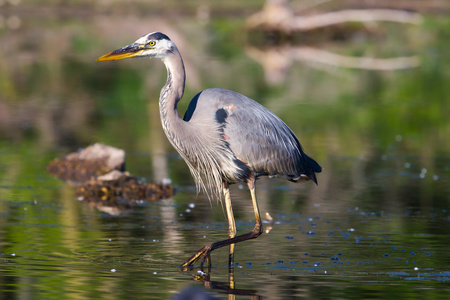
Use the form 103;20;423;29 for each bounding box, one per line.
183;88;322;184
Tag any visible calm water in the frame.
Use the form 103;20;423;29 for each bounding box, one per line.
1;1;449;299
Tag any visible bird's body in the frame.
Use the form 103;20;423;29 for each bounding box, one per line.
98;32;321;269
182;88;320;187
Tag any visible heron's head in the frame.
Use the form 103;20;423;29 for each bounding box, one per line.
97;32;176;62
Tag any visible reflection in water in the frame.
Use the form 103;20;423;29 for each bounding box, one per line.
0;1;449;299
246;45;420;84
245;0;422;84
193;266;261;300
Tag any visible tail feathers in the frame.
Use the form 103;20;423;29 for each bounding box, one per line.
288;154;322;185
305;154;322;185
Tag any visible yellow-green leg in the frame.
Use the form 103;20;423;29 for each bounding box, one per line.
223;182;236;269
180;176;263;269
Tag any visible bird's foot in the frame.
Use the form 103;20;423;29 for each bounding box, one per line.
180;244;212;271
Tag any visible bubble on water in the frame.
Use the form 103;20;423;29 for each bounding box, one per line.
111;269;116;272
10;253;15;257
432;174;439;181
153;272;157;275
348;228;355;232
185;208;191;213
414;267;419;271
188;203;195;208
420;168;427;178
197;270;206;276
306;230;315;236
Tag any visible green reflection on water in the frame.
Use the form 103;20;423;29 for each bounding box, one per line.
0;2;449;299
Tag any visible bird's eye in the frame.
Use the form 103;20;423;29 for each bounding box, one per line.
148;40;156;47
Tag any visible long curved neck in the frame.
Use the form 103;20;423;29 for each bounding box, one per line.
159;49;187;148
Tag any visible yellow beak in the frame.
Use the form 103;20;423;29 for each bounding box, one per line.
97;43;144;61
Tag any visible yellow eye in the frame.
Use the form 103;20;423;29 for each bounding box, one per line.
148;40;156;46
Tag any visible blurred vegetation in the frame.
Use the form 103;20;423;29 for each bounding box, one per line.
0;0;449;298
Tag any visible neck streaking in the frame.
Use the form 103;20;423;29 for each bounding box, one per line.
159;50;186;149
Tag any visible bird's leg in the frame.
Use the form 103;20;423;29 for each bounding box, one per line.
247;175;262;233
180;175;263;269
223;182;236;271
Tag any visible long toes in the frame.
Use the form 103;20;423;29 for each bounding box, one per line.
181;245;212;268
199;252;211;270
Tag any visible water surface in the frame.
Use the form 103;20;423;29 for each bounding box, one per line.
0;1;449;299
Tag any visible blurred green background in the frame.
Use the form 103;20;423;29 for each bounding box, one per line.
0;0;449;299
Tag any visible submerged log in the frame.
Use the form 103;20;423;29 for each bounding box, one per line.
47;143;174;208
76;171;173;202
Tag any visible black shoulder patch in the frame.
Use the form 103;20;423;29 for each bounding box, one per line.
215;108;228;124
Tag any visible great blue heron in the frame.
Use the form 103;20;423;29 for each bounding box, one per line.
97;32;322;269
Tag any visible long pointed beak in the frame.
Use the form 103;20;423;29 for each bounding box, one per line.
97;43;143;61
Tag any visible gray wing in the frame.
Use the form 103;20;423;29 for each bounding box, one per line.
186;88;321;183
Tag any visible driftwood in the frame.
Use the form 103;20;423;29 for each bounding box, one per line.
246;0;422;32
245;1;422;84
47;143;173;213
